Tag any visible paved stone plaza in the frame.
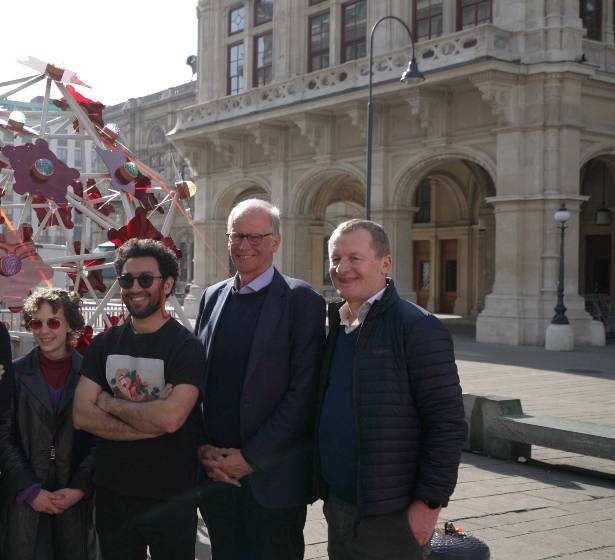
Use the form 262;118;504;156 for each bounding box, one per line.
195;328;615;559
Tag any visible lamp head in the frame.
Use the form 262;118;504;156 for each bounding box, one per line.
400;57;425;84
554;203;571;223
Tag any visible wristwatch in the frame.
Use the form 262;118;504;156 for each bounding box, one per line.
422;499;443;509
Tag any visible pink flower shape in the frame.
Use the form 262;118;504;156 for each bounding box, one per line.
95;146;137;194
1;139;80;203
0;224;54;309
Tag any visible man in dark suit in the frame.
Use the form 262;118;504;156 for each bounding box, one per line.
194;199;326;560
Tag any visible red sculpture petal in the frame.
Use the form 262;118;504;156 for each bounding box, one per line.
75;325;93;354
71;179;115;218
134;173;163;214
53;85;105;132
67;241;107;296
32;195;74;229
107;207;181;259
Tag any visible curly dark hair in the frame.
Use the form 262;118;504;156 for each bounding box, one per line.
114;238;179;293
22;288;85;333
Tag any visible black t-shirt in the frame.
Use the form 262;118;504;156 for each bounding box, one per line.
81;318;205;500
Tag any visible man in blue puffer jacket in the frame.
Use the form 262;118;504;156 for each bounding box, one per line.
316;219;467;560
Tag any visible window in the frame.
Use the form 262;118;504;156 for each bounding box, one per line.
254;0;273;26
341;0;367;62
309;0;326;5
57;147;68;163
228;5;245;35
413;1;443;40
227;41;245;95
414;180;431;223
74;145;82;169
456;0;492;30
580;0;602;40
309;11;330;71
254;32;273;86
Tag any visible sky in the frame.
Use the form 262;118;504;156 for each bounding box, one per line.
1;0;198;107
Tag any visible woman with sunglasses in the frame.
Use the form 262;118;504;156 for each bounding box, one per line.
0;288;96;560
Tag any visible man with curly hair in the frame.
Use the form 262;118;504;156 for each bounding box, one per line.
73;239;205;560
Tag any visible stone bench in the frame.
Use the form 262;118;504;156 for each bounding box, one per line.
463;393;615;461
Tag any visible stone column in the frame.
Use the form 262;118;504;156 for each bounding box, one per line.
453;230;470;316
278;215;312;281
373;208;416;302
309;223;326;293
476;196;591;345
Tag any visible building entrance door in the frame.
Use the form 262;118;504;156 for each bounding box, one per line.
585;235;611;294
413;241;430;309
439;239;458;313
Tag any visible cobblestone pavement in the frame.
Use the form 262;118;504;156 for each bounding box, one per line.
195;328;615;559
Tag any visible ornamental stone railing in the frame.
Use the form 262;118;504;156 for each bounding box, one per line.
173;24;516;133
582;39;615;73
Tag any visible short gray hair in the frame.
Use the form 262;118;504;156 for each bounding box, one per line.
329;219;391;258
227;199;281;236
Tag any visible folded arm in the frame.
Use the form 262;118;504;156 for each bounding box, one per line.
97;384;199;434
73;376;160;440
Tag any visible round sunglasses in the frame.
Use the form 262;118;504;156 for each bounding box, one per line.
28;318;63;330
117;273;163;289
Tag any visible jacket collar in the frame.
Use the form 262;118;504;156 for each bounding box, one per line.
328;278;399;329
16;348;82;416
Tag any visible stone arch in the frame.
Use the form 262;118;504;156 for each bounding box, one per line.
580;144;615;168
428;172;470;222
291;163;365;216
212;177;271;219
578;154;615;298
392;147;496;208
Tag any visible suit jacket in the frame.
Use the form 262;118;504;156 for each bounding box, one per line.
194;268;326;508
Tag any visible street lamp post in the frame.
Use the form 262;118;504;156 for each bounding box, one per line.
551;203;571;325
545;202;574;350
365;16;424;220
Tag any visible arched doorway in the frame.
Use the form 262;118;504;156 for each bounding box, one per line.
292;169;364;294
409;159;495;316
579;157;615;331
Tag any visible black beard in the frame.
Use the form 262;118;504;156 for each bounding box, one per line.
124;295;161;319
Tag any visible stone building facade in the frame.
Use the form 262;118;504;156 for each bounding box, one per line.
119;0;615;346
103;83;198;290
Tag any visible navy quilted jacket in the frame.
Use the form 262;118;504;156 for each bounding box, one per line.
316;280;467;517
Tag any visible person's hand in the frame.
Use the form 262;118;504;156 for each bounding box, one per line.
0;364;5;380
198;444;241;487
217;448;253;480
50;488;85;512
407;500;441;546
96;391;113;411
159;383;174;399
31;489;64;514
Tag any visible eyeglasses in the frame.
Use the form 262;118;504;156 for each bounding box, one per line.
227;232;274;246
28;318;63;330
117;273;163;289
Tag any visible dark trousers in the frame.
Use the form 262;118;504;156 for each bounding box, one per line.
199;478;307;560
325;495;428;560
95;486;197;560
